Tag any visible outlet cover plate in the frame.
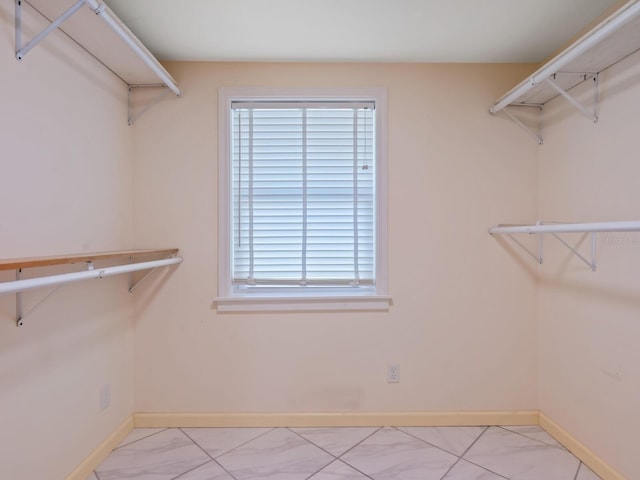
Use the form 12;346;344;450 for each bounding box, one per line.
387;364;400;383
100;384;111;411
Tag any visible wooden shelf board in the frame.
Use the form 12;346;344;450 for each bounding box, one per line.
0;249;179;271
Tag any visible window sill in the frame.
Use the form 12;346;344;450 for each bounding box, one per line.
214;295;392;313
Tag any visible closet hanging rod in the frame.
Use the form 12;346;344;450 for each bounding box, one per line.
490;0;640;114
489;220;640;235
0;257;182;296
82;0;181;97
16;0;182;97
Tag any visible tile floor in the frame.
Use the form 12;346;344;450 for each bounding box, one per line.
87;425;603;480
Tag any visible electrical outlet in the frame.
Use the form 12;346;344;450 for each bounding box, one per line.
387;364;400;383
100;384;111;411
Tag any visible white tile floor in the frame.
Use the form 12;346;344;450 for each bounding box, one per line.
88;425;603;480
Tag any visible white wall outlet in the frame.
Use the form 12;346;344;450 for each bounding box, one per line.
99;384;111;411
387;364;400;383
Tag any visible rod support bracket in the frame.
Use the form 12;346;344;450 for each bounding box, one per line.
490;222;607;271
15;0;86;61
127;85;172;125
3;255;182;326
544;74;599;123
500;106;544;145
16;269;23;327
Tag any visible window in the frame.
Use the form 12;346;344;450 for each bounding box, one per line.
217;88;389;312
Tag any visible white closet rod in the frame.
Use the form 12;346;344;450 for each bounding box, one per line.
82;0;182;97
489;220;640;235
0;257;182;296
490;0;640;114
16;0;181;97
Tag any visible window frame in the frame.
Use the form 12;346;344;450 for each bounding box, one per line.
217;87;389;312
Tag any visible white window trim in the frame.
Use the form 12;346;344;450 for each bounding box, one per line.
216;87;389;313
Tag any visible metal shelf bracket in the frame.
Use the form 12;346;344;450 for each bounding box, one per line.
16;269;23;326
15;0;86;60
498;230;597;271
545;73;599;123
498;106;544;145
14;261;93;327
128;85;172;126
128;254;178;292
550;232;597;271
14;0;182;117
2;255;182;327
488;220;639;271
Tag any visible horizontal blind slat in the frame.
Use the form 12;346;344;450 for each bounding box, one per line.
232;104;375;285
232;101;375;109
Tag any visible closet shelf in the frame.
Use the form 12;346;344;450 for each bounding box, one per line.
0;249;182;326
490;0;640;142
16;0;182;123
0;248;179;271
488;220;640;235
489;221;640;272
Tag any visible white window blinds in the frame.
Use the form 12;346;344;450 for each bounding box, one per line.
231;101;376;288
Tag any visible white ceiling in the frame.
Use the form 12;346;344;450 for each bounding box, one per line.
104;0;621;63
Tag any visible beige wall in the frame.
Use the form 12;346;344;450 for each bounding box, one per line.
538;50;640;480
11;7;637;475
0;4;134;479
131;62;540;413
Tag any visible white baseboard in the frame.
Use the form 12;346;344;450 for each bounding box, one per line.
539;413;626;480
133;410;539;428
64;416;134;480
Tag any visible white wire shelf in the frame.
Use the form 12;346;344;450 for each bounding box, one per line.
17;0;181;94
488;220;640;235
489;221;640;272
15;0;182;123
490;0;640;142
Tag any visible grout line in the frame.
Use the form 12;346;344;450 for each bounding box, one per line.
336;426;383;460
303;460;332;480
180;426;276;460
337;462;376;480
169;430;219;480
217;427;277;458
451;459;511;480
458;460;511;480
455;427;511;480
287;427;341;460
286;428;375;480
177;428;250;480
437;426;490;480
114;427;169;450
332;458;376;480
302;458;340;480
305;458;375;480
573;462;583;480
459;427;513;480
333;426;382;479
211;457;240;480
281;427;335;480
178;428;216;461
392;425;483;458
459;426;489;459
497;425;566;450
169;459;214;480
438;458;460;480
